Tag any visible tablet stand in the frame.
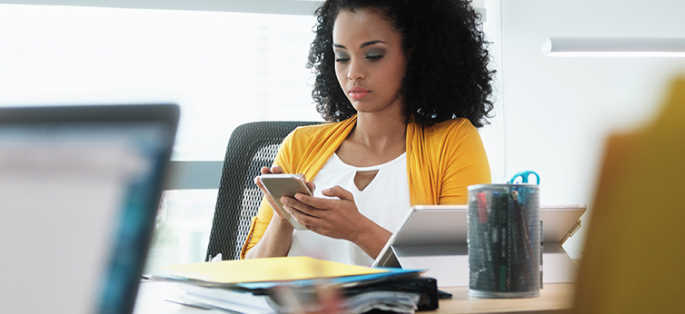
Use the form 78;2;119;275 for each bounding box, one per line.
383;243;578;287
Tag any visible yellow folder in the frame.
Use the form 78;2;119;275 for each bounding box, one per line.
162;256;388;284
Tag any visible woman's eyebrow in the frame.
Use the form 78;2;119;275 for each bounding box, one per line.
333;40;387;49
360;40;385;48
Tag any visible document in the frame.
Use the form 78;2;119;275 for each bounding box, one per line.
161;256;389;284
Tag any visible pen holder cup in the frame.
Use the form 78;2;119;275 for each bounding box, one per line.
467;184;541;298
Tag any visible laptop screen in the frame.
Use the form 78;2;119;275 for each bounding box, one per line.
0;104;178;314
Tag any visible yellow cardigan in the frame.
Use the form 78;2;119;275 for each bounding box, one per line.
240;115;491;258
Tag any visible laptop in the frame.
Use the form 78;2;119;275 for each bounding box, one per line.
373;204;586;286
0;104;179;314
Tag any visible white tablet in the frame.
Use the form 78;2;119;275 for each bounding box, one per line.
372;204;586;268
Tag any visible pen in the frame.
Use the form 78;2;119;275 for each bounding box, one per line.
477;192;488;223
491;191;508;292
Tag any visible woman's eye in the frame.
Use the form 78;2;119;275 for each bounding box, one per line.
366;54;384;61
335;53;350;62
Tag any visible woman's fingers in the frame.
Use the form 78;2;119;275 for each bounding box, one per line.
321;185;354;201
282;195;320;218
259;165;284;175
282;200;321;231
295;185;353;211
277;184;360;239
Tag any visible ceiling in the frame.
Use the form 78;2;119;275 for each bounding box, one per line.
0;0;485;17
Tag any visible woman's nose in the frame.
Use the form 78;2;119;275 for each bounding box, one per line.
347;59;365;80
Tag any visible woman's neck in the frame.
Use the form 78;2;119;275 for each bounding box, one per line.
335;110;407;168
352;112;407;149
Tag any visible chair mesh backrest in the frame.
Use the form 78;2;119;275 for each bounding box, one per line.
206;121;320;261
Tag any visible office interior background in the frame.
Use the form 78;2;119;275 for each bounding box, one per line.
1;0;684;274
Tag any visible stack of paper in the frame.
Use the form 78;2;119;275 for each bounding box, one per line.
154;256;430;313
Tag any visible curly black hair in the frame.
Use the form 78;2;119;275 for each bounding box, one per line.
306;0;495;128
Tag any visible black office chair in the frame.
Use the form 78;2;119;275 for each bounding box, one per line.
206;121;321;261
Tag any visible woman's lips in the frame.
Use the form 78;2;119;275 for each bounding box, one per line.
348;86;370;100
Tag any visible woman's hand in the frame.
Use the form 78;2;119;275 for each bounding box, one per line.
281;185;391;257
246;166;316;259
254;166;315;222
281;186;363;240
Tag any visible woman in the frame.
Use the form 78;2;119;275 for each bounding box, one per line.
242;0;494;265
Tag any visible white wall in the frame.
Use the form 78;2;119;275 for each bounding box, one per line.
482;0;685;259
3;0;684;261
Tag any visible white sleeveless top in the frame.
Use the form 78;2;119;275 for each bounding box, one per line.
287;152;411;265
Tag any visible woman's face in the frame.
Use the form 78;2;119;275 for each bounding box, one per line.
332;9;407;116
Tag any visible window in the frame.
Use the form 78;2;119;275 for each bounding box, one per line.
0;4;321;273
0;4;321;161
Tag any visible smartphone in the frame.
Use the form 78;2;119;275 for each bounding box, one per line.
259;173;313;230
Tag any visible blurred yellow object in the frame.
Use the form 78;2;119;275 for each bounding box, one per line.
162;256;386;284
572;77;685;313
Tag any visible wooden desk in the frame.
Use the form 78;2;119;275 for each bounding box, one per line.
427;284;573;314
134;281;574;314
